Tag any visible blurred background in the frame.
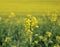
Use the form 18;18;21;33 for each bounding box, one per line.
0;0;60;13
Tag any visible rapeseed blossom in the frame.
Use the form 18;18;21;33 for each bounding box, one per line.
5;37;11;42
53;45;59;47
34;34;39;37
46;31;52;37
51;13;57;22
9;12;15;18
56;36;60;40
35;25;39;28
34;41;38;44
31;17;38;26
39;36;43;40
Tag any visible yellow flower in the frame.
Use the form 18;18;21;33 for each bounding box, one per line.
53;45;59;47
11;12;15;15
31;17;38;26
5;37;11;42
56;36;60;40
43;37;47;41
46;31;52;37
28;29;31;31
26;19;31;23
24;22;30;28
35;25;39;28
35;34;39;37
11;45;16;47
24;18;31;28
9;12;15;18
34;41;38;44
51;14;57;22
39;36;43;40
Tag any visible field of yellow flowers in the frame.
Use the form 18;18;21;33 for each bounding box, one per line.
0;12;60;47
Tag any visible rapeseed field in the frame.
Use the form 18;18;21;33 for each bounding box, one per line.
0;12;60;47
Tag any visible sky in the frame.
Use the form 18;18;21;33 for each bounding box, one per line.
0;0;60;12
